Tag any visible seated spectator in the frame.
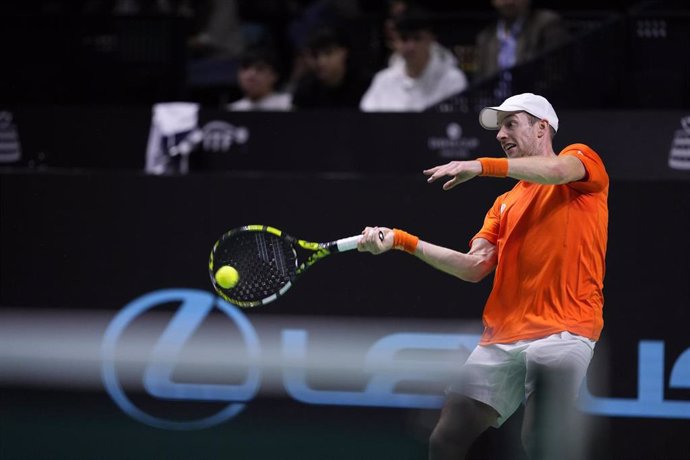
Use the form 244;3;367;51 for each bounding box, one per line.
291;27;372;110
360;9;468;112
474;0;571;82
284;0;363;93
227;47;292;111
381;0;412;66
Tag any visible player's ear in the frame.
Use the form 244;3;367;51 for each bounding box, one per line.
537;120;548;138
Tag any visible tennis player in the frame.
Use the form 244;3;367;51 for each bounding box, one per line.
358;93;608;460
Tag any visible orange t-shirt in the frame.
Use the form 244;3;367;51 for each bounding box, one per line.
471;143;609;345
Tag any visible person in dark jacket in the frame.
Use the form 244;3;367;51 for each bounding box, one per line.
291;27;372;110
474;0;571;82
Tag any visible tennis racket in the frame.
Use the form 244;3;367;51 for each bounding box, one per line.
209;225;382;308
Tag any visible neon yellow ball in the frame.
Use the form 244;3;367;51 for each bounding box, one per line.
215;265;239;289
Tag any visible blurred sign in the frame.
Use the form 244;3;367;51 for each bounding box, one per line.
0;111;21;163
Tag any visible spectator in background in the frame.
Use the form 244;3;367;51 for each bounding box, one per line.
111;0;192;16
360;9;468;112
474;0;571;83
186;0;244;59
292;27;372;110
227;47;292;111
284;0;363;94
381;0;412;65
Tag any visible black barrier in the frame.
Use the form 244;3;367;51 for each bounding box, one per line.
1;170;689;460
3;107;690;179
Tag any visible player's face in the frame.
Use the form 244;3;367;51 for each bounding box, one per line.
237;63;277;100
496;112;540;158
312;46;348;86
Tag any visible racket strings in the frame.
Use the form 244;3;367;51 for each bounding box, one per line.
214;231;297;303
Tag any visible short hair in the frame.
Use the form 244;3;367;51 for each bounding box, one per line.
239;47;280;73
306;27;349;54
393;8;435;36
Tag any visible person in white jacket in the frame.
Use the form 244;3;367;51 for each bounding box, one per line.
360;9;468;112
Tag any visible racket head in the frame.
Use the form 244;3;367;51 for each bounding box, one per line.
209;225;298;308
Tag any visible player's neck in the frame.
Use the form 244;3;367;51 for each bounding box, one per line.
534;137;556;157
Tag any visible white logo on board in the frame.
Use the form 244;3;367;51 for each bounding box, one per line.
668;116;690;170
427;122;479;159
0;111;21;163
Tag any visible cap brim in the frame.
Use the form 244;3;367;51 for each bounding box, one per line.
479;105;525;130
479;107;500;130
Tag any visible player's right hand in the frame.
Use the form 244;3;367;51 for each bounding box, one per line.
358;226;393;255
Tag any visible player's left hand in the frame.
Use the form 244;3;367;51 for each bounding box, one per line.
423;160;482;190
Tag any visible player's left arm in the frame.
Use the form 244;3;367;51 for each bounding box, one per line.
423;155;586;189
504;154;586;185
425;146;608;190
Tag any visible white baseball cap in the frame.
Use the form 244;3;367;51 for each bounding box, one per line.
479;93;559;132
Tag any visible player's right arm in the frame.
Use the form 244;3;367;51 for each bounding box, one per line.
415;237;497;283
358;227;497;283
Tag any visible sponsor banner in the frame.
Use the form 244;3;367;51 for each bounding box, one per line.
1;292;688;432
3;106;690;180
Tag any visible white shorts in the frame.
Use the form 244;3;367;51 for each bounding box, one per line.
449;331;595;427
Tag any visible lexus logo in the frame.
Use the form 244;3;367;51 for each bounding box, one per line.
101;289;260;430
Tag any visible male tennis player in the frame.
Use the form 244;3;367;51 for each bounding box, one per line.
358;92;608;460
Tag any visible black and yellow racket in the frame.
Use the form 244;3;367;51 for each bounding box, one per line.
209;225;381;308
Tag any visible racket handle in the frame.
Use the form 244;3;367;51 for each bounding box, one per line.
335;231;385;252
335;235;362;252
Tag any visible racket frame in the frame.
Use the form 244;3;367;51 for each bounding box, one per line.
209;225;361;308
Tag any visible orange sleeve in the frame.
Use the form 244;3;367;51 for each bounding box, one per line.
561;143;609;194
469;193;506;247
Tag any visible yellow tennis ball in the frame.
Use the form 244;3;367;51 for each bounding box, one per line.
215;265;239;289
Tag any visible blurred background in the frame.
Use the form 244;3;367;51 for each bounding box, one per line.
1;1;689;459
1;0;688;108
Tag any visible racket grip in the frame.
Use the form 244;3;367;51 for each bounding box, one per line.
335;231;385;252
335;235;363;252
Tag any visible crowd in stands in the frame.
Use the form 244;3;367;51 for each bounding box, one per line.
6;0;682;109
214;0;573;112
